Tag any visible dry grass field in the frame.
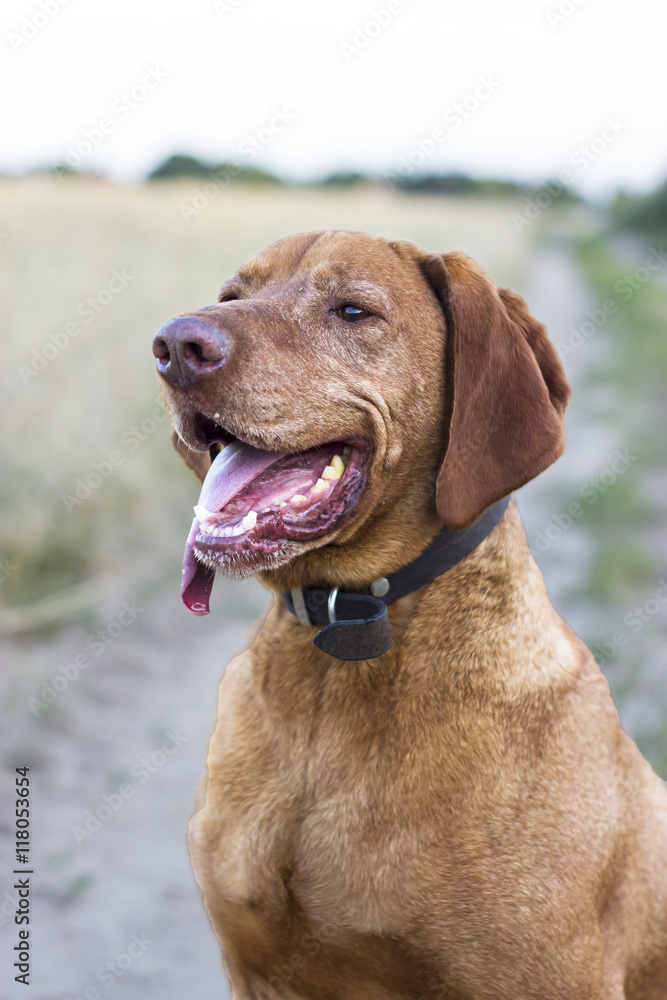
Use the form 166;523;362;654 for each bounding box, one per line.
0;177;536;610
0;178;664;998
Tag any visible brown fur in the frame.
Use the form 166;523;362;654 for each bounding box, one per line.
159;232;667;998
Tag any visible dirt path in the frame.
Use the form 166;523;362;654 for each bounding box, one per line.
516;239;614;630
2;575;269;999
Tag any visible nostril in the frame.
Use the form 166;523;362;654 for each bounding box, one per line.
152;336;170;361
153;316;231;387
184;339;216;364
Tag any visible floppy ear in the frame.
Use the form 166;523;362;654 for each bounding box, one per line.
421;252;571;530
171;430;213;483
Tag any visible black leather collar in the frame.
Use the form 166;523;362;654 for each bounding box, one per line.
281;495;511;661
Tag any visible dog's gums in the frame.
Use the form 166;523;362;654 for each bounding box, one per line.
193;445;350;538
181;435;369;614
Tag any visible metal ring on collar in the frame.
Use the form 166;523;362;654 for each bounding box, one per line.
327;588;339;624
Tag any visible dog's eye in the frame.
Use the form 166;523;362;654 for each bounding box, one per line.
338;304;370;323
219;292;239;303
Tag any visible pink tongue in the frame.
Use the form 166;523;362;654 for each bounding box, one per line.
181;440;287;615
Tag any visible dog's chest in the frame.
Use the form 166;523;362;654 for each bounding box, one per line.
190;753;438;998
188;651;470;990
191;757;417;939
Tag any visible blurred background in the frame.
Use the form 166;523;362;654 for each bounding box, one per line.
1;0;666;997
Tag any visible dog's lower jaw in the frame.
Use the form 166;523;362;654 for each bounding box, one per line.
197;538;334;581
257;501;445;595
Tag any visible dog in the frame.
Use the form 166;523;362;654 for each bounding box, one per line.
153;231;667;999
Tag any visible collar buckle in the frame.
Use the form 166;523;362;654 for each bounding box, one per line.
327;587;339;624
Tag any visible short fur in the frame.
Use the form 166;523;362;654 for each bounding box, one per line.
158;231;667;999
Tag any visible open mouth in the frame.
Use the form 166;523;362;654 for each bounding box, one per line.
181;415;370;614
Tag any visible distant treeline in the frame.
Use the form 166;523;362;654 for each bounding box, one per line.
145;152;580;201
17;153;667;233
611;180;667;237
146;155;667;234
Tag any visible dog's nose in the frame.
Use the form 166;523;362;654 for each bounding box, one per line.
153;317;232;388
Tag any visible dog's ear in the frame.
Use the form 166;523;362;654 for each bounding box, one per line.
421;252;571;530
171;431;212;483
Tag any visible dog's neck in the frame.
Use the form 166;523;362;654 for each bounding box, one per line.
253;501;577;709
277;497;511;660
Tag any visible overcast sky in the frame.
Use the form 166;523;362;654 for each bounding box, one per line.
2;0;665;196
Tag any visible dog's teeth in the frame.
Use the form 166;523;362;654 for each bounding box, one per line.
262;507;271;513
290;494;307;503
242;511;257;531
322;455;343;480
310;478;328;494
342;445;351;459
278;500;287;508
232;523;244;536
223;525;234;537
194;504;215;521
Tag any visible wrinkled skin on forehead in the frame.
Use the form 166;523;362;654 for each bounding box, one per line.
162;230;449;592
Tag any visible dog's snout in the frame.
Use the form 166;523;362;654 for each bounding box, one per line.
153;317;231;388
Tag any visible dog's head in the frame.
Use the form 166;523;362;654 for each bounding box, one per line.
153;231;570;611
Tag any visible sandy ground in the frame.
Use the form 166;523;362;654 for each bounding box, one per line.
2;574;270;999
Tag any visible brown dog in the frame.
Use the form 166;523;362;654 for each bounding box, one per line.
153;232;667;999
